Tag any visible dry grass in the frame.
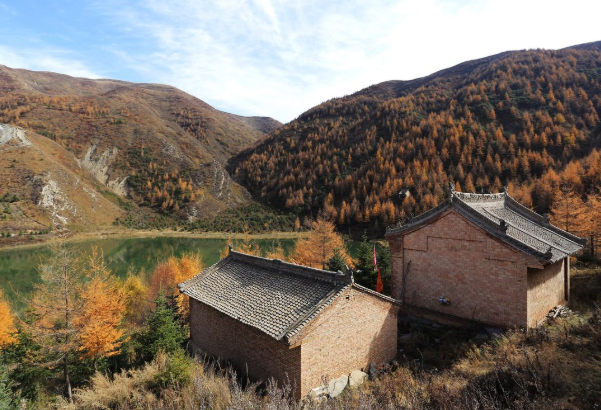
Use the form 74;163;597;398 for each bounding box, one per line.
50;268;601;410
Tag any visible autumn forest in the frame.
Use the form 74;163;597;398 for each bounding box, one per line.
232;45;601;252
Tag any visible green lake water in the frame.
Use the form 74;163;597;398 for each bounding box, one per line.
0;236;296;302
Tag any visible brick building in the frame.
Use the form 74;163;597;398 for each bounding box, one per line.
179;250;399;398
386;186;585;328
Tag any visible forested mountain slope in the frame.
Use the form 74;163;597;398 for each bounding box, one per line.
0;65;281;227
231;43;601;232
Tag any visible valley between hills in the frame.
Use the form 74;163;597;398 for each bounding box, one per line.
1;40;601;248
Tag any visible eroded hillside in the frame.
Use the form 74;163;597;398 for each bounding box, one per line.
0;124;123;235
0;65;281;227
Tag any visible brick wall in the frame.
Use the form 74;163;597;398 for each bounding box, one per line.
189;299;301;392
527;259;566;327
295;287;398;395
388;210;530;328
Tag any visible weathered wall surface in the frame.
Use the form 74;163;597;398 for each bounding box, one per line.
388;210;530;327
296;287;398;395
527;259;566;327
189;299;301;392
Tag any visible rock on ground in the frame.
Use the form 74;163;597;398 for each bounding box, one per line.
348;370;368;388
309;386;328;400
327;375;349;398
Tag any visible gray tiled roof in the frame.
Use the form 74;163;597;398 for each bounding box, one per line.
179;251;352;341
386;186;585;263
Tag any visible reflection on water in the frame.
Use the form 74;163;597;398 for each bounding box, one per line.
0;236;295;302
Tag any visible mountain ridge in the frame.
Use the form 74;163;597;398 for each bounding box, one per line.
231;40;601;233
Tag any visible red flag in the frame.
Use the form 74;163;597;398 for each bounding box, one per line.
374;245;383;293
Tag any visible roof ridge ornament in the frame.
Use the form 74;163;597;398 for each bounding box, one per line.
448;181;456;203
499;219;508;234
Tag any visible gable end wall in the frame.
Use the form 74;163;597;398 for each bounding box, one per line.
388;210;530;327
296;288;398;395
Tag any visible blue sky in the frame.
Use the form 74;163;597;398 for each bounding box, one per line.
0;0;600;122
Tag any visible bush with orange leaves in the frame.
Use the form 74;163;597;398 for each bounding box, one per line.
0;289;16;348
291;216;352;269
147;254;203;317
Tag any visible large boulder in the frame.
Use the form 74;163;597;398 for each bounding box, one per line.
327;375;349;398
348;370;368;388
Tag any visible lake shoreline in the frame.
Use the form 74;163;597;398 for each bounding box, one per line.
0;228;308;253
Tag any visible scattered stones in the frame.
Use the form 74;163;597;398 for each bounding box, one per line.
348;370;368;388
368;363;380;380
399;333;413;343
485;327;503;339
309;386;328;400
547;305;571;319
327;375;348;398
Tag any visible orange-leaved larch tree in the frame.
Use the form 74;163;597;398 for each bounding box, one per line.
27;241;86;402
550;188;586;234
292;216;352;269
0;289;16;348
580;192;601;258
76;249;126;370
147;254;203;317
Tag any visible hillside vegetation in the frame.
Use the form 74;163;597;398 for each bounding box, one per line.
231;42;601;237
0;65;281;231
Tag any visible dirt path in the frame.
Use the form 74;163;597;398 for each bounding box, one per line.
0;228;309;251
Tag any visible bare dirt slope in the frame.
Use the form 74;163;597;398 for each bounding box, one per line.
0;124;123;234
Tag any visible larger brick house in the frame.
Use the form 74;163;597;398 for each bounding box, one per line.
179;249;399;398
386;186;585;328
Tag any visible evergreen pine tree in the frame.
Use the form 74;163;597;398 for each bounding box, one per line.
326;248;348;272
354;235;376;289
135;295;187;363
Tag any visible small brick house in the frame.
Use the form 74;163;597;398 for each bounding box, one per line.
179;250;399;398
386;186;585;328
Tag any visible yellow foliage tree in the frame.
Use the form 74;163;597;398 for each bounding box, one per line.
291;216;352;269
120;274;148;327
0;289;16;348
74;249;127;370
147;254;203;317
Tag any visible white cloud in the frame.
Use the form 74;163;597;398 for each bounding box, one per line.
98;0;601;122
5;0;601;122
0;45;100;79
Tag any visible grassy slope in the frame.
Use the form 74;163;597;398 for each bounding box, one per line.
0;65;282;228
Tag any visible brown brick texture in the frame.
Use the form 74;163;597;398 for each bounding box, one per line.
527;259;567;327
189;299;302;392
294;287;398;394
387;209;568;328
189;288;398;398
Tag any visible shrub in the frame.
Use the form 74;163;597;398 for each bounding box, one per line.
153;350;192;389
